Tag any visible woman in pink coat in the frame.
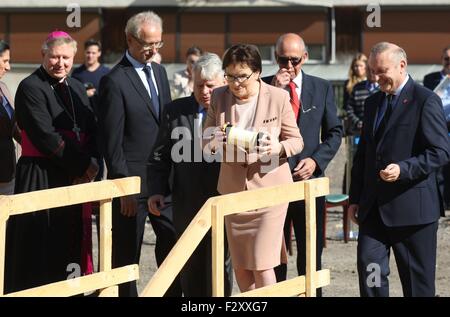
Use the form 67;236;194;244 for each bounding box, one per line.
204;44;303;291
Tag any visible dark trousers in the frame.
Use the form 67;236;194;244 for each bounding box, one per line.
112;198;181;297
180;230;233;297
357;207;438;297
443;163;450;208
274;197;324;296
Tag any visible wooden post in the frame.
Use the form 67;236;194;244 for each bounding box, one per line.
304;182;317;297
346;136;353;194
211;203;224;297
98;198;117;297
0;197;8;296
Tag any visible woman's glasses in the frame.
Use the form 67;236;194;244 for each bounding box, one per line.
224;72;254;83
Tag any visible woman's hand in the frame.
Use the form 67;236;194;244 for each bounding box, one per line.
256;134;282;157
210;126;226;152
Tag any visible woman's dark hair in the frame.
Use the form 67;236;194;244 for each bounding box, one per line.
222;44;262;73
0;40;10;55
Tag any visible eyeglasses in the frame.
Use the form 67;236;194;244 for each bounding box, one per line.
132;34;164;51
277;56;302;66
224;72;254;83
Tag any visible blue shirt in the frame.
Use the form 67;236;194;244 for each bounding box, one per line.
1;94;13;119
198;105;207;128
71;64;110;91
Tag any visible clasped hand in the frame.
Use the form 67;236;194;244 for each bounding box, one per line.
73;158;99;185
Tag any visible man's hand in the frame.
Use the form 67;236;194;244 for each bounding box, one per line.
271;68;291;88
379;163;400;182
86;88;96;97
292;158;317;181
72;158;99;185
120;195;138;217
348;204;359;225
256;134;282;157
147;194;165;217
85;158;99;181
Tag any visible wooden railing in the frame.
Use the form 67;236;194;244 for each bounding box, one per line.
141;177;330;297
0;177;141;297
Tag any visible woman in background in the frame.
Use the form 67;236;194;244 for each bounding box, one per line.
343;53;367;111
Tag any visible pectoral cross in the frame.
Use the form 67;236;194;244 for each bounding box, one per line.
73;124;81;142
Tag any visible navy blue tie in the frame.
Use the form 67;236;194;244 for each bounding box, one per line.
375;94;394;144
1;94;14;119
143;65;160;118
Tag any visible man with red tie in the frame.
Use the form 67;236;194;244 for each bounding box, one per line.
263;33;343;294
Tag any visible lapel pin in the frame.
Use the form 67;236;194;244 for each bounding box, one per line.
403;98;408;104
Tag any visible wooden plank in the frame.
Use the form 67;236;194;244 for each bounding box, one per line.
211;204;224;297
99;198;114;297
98;286;118;297
140;199;212;297
218;178;329;216
235;269;330;297
0;197;8;296
7;177;140;216
99;199;113;272
305;182;317;297
140;177;329;297
4;265;139;297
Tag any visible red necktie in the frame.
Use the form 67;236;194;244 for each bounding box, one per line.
288;81;300;120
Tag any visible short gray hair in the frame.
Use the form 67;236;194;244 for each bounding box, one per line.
125;11;163;38
193;52;224;81
370;41;408;64
42;36;77;54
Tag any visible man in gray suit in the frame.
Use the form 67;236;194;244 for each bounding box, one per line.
148;53;233;296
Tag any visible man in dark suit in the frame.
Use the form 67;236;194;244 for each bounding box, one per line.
147;53;233;296
423;46;450;209
0;40;21;195
423;45;450;91
349;42;450;297
263;33;343;289
98;11;180;297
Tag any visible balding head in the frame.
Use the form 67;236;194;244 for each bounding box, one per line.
276;33;306;55
275;33;308;80
369;42;408;94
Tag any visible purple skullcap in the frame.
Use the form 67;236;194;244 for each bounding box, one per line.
46;30;72;41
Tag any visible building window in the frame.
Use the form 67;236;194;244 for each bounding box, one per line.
306;44;326;63
256;44;276;65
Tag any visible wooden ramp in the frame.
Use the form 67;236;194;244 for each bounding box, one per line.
141;177;330;297
0;177;140;297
